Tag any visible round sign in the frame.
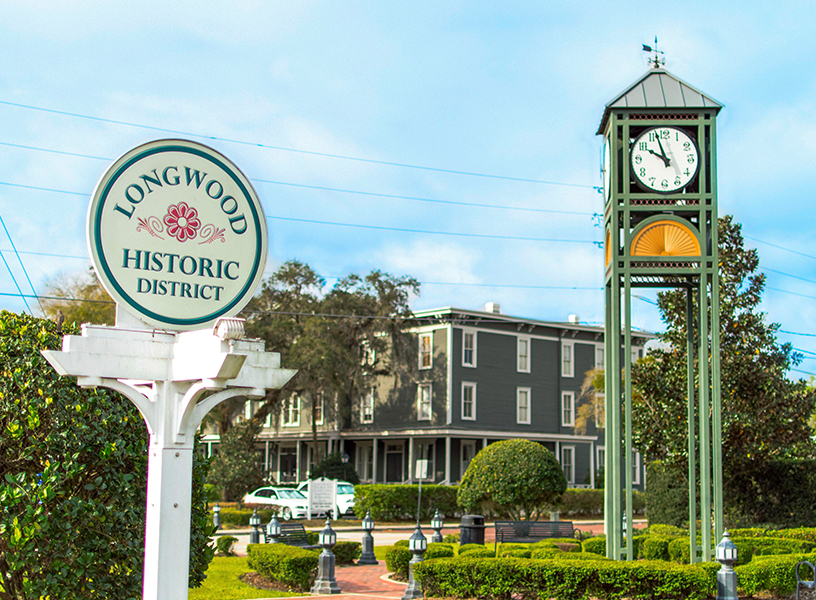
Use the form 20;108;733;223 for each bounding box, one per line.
88;139;267;331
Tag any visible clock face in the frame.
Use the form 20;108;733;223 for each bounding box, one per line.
630;126;699;193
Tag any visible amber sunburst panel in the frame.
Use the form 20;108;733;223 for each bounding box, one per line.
605;229;611;266
630;220;701;257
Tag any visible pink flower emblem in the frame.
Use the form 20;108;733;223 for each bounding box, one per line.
163;202;201;242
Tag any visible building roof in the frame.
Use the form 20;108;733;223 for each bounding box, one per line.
597;67;723;135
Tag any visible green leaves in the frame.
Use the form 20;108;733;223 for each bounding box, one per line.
457;439;567;519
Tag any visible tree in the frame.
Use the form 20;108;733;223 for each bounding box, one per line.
238;261;419;459
206;420;266;503
457;439;567;519
309;452;360;484
630;216;816;515
40;268;115;326
0;311;214;599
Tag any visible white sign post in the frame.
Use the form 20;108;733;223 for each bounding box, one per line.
41;140;294;600
307;477;338;520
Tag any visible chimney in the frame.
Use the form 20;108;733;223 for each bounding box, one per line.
484;302;501;314
568;314;580;324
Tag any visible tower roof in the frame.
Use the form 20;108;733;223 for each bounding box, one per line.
597;67;722;135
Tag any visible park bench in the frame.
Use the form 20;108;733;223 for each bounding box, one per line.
796;560;815;600
262;522;319;548
494;520;582;552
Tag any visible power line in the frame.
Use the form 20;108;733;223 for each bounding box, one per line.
0;213;43;314
761;267;816;286
267;215;602;245
0;141;596;217
781;330;816;337
746;235;816;263
767;287;816;301
0;99;597;188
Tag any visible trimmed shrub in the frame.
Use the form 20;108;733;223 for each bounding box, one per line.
648;524;687;537
726;460;816;527
501;549;532;559
737;552;816;597
354;485;459;520
413;557;716;600
639;535;674;561
333;541;361;564
668;537;691;564
217;507;279;527
384;545;411;580
458;439;566;519
458;546;495;558
426;543;455;560
558;488;646;517
215;535;238;556
395;539;409;548
731;536;815;565
443;532;460;543
458;543;485;554
247;543;318;592
582;536;606;555
530;547;561;559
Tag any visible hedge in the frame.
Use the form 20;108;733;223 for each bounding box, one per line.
413;557;717;600
639;535;674;561
217;507;280;526
557;488;645;517
582;536;606;555
736;552;816;597
354;485;459;520
385;542;455;580
246;543;318;592
333;541;362;564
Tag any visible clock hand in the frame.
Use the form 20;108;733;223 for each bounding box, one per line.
646;148;671;167
655;136;671;167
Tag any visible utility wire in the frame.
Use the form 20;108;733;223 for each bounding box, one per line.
267;215;601;245
747;236;816;263
781;330;816;337
0;252;31;313
0;99;596;188
0;213;43;313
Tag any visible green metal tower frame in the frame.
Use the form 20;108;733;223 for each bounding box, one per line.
598;67;723;562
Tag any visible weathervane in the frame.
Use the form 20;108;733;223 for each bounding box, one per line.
642;36;665;68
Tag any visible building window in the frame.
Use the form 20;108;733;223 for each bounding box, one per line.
517;336;531;373
361;391;374;424
595;346;605;370
561;342;574;377
516;387;531;424
313;394;324;425
631;347;643;363
417;383;432;420
561;391;575;427
244;399;254;420
561;446;575;484
597;447;605;471
633;451;641;485
461;441;476;478
419;333;433;369
461;382;476;421
282;396;300;427
356;444;373;481
462;330;477;367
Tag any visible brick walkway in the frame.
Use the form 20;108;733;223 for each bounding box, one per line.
282;561;407;599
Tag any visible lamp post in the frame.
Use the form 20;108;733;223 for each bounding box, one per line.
402;525;427;600
358;509;378;565
715;530;738;600
212;501;221;531
341;453;350;481
430;509;444;543
249;509;261;545
266;515;281;544
311;520;341;594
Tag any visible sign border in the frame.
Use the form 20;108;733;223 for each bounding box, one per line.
88;139;267;330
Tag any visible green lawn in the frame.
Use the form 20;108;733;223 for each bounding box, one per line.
189;556;299;600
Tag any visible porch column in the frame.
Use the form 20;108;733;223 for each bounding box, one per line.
445;437;451;484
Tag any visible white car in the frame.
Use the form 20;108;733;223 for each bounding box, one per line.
297;480;356;518
243;487;309;520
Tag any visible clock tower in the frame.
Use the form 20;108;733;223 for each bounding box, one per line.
598;65;723;562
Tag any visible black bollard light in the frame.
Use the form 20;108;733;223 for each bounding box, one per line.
212;501;222;530
249;509;261;545
430;509;444;543
402;525;427;600
266;515;281;544
358;509;378;565
311;519;341;594
715;530;738;600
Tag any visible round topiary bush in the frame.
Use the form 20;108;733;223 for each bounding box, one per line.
457;439;567;519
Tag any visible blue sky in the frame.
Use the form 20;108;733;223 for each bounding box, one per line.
0;2;815;377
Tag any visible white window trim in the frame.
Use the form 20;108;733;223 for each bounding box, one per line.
561;391;575;427
415;441;435;481
596;446;606;470
462;329;477;368
417;383;432;421
561;445;576;485
561;341;575;378
594;344;605;371
461;382;477;421
516;387;531;425
517;336;531;373
282;396;301;427
361;391;374;424
419;332;433;370
314;395;325;426
632;451;641;485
